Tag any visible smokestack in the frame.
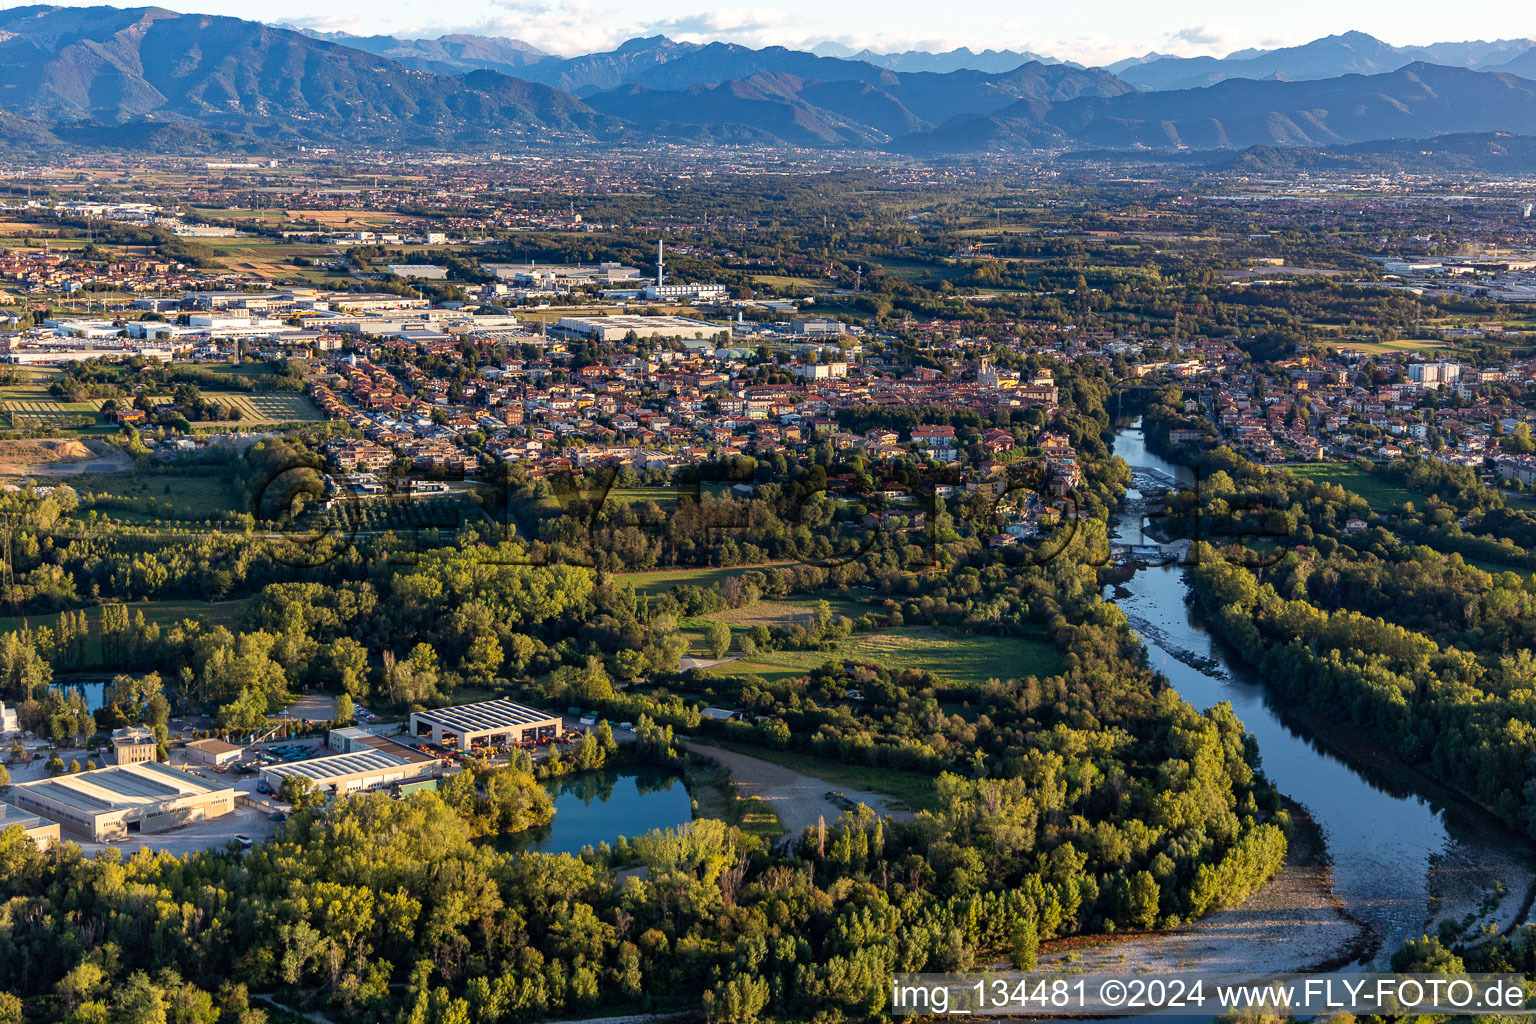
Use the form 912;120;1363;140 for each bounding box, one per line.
657;239;665;288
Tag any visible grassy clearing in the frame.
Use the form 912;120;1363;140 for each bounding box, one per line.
705;594;873;631
749;274;832;290
1286;463;1421;511
734;796;788;840
708;738;941;812
1328;338;1454;355
75;470;242;518
618;563;796;597
708;626;1063;687
180;361;283;377
871;257;970;284
0;598;250;661
1462;555;1536;577
605;486;682;508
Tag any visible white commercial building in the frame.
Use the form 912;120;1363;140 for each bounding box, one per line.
0;803;60;848
261;747;434;798
644;283;729;302
184;738;244;768
0;334;177;365
556;315;721;343
408;698;562;751
387;265;450;280
8;762;235;841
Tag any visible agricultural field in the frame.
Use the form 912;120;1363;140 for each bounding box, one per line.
1;378;318;427
1285;462;1422;510
0;382;106;428
190;208;427;229
211;392;325;424
706;625;1064;688
194;236;342;279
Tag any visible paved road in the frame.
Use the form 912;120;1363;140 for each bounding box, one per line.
683;740;913;845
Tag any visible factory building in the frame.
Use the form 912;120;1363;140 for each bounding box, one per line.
260;745;435;798
8;761;235;841
408;698;563;751
555;314;720;343
327;726;416;754
184;738;244;768
0;802;61;848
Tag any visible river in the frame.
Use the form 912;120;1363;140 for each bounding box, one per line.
1106;419;1533;964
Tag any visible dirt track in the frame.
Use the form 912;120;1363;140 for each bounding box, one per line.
684;740;914;844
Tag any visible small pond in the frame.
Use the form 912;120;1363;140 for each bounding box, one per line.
496;765;693;856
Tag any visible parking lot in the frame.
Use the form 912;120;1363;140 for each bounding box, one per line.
2;739;300;857
72;803;280;858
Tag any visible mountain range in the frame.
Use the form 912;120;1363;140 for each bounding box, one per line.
7;6;1536;160
1109;31;1536;90
898;63;1536;154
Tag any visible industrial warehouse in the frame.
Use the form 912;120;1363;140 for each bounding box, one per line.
0;802;60;848
408;698;563;750
7;761;235;841
260;743;436;797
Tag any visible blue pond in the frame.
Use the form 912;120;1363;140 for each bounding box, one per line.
500;766;693;856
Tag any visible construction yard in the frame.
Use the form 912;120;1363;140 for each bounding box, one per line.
0;437;132;476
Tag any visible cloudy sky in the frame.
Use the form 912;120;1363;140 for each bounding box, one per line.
27;0;1536;62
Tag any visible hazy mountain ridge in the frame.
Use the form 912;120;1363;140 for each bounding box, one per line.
896;63;1536;153
0;5;621;144
6;7;1536;158
1117;31;1536;90
845;46;1069;74
1214;131;1536;173
299;29;551;76
582;62;1131;144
